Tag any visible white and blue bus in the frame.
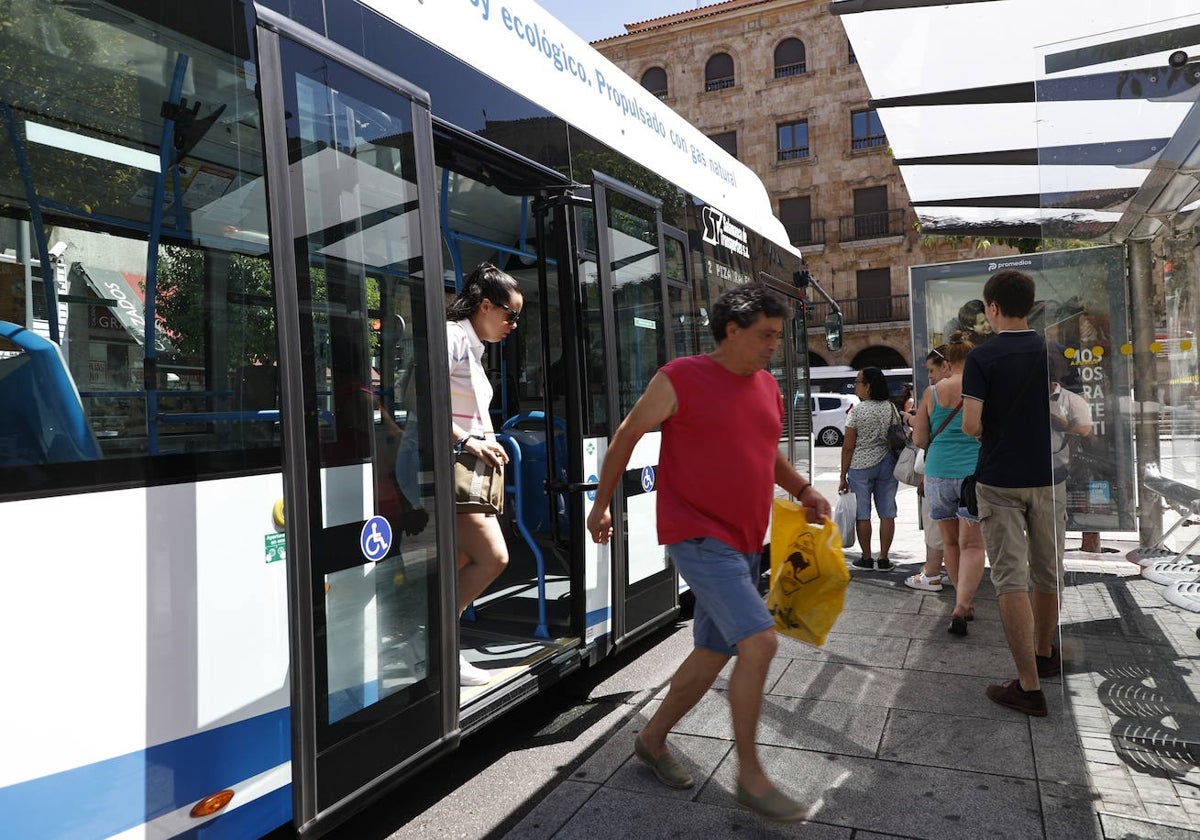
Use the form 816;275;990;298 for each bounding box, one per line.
0;1;833;837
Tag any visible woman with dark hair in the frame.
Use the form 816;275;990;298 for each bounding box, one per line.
839;366;901;570
447;262;523;686
911;331;983;637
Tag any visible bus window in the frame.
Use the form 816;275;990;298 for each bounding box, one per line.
0;3;276;482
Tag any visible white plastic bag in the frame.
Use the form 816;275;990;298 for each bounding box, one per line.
834;491;856;548
914;448;926;475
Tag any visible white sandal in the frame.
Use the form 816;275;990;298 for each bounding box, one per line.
904;572;943;592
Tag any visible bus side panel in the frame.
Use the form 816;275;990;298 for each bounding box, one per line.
624;433;664;588
0;476;292;838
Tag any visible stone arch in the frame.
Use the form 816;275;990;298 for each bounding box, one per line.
850;345;907;369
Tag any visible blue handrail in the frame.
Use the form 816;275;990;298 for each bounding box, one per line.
498;433;549;639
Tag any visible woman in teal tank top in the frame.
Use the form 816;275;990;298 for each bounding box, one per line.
912;332;984;637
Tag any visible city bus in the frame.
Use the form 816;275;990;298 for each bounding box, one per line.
0;1;832;838
808;366;914;397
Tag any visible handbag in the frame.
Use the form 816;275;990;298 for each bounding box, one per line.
893;442;920;485
833;490;856;548
453;450;505;515
885;405;907;454
893;398;961;485
767;501;850;647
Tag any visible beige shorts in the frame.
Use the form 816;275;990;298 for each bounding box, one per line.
920;493;943;550
977;482;1066;595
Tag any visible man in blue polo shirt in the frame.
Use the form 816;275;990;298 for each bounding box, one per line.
961;269;1065;717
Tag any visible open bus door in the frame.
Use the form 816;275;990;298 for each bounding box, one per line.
256;17;458;837
591;175;680;648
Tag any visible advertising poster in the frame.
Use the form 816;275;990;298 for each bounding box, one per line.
909;246;1134;532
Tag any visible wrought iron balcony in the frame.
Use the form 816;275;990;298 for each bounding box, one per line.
774;62;806;78
838;208;905;241
705;76;735;92
803;294;910;326
789;218;826;247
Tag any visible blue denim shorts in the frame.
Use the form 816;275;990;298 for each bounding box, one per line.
669;537;775;656
846;456;899;520
925;475;980;523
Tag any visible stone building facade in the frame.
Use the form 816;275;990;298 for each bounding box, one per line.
592;0;1013;368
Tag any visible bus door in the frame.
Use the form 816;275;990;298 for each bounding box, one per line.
761;276;813;481
592;175;679;647
256;17;457;837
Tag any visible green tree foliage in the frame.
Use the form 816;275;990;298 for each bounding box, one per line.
156;245;278;364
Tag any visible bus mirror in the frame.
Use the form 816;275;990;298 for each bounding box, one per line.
824;313;843;352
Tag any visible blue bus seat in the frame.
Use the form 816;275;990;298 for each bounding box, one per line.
0;321;101;466
500;412;567;534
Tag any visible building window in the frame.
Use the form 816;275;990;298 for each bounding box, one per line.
708;131;737;158
774;38;806;78
704;53;735;92
855;267;893;321
641;67;668;99
777;120;809;161
848;40;857;64
779;196;823;246
852;186;890;238
851;109;886;149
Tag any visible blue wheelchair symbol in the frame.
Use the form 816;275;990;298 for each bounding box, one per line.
641;466;656;493
360;515;393;562
586;474;598;501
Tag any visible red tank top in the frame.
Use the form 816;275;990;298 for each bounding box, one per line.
658;355;783;553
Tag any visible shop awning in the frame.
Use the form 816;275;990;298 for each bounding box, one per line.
833;0;1200;241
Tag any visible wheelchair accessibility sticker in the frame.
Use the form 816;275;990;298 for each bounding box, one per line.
641;466;656;493
360;515;393;562
587;474;598;501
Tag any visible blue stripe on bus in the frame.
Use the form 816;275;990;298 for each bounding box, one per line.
0;707;290;839
585;606;610;627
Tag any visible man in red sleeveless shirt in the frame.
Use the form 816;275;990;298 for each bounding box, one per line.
587;282;830;822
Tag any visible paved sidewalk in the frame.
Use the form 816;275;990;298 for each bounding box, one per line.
503;484;1200;840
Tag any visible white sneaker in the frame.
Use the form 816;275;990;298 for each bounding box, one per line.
904;573;943;592
459;654;491;686
1143;561;1200;586
939;573;953;586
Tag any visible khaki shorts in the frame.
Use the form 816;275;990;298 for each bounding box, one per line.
920;493;943;550
977;482;1066;595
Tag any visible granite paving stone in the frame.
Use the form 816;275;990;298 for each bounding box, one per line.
697;743;1045;840
877;708;1036;778
673;690;888;758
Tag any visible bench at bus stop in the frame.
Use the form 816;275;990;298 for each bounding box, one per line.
1127;471;1200;613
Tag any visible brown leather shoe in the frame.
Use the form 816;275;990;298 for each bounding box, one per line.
986;679;1048;716
1036;644;1062;678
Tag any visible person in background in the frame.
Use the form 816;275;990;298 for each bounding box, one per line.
447;262;523;687
905;345;952;592
839;366;900;571
901;381;915;414
962;269;1064;717
586;282;830;823
912;332;983;636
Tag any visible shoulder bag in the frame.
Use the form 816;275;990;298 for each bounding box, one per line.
895;399;961;485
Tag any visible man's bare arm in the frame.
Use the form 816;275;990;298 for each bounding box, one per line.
586;371;678;543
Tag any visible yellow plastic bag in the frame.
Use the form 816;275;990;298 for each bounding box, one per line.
767;499;850;647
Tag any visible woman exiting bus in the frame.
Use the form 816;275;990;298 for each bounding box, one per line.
447;263;523;685
839;367;901;570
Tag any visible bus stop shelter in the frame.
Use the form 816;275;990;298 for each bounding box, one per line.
835;0;1200;833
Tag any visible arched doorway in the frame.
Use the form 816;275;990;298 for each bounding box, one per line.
851;346;907;369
